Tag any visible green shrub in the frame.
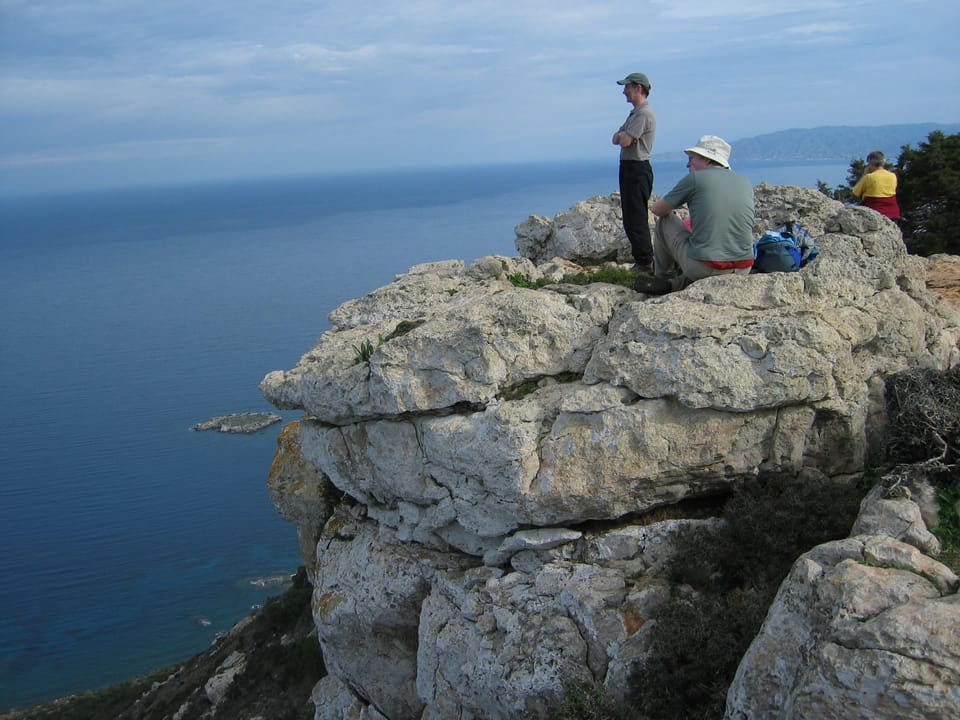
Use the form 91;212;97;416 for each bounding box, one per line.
628;472;862;720
261;567;312;628
897;131;960;256
5;667;178;720
550;681;626;720
508;265;641;291
931;482;960;571
507;272;537;288
634;588;767;720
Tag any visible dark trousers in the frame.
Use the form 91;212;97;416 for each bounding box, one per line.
619;160;654;264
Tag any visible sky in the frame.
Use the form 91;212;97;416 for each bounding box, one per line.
1;0;958;196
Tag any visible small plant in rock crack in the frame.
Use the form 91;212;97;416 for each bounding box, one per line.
352;335;385;364
507;272;536;288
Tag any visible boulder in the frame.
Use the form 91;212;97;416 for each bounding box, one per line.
203;651;247;707
514;193;634;265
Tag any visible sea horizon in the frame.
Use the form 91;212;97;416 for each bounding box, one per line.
0;158;849;711
0;154;851;202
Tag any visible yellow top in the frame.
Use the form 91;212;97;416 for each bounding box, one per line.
852;167;898;198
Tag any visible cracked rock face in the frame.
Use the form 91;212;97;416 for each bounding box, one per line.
261;186;960;553
311;504;712;720
259;185;960;720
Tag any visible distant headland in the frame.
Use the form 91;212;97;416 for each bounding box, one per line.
655;122;960;163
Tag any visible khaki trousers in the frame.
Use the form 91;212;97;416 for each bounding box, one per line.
653;213;752;291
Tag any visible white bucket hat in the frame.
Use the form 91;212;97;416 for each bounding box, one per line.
685;135;732;168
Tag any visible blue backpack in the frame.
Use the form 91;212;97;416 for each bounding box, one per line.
753;221;819;273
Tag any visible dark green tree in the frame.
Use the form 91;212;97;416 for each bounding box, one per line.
896;130;960;256
845;157;870;187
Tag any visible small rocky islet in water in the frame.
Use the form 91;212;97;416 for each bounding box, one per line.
192;412;282;434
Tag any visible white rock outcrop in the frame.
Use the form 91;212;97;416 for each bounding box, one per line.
260;185;960;719
204;651;247;707
514;193;635;265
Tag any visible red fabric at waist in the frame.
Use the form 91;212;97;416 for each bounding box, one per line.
861;195;901;219
703;258;755;270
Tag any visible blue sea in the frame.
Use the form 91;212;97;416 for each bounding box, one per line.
0;158;847;711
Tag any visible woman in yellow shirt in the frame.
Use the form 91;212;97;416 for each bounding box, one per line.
851;150;901;220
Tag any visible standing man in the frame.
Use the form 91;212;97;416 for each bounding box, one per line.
612;72;657;270
634;135;754;295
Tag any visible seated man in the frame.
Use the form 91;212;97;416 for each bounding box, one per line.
851;150;901;220
634;135;755;295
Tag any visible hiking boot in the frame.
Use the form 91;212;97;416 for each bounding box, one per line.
633;275;673;295
632;259;654;274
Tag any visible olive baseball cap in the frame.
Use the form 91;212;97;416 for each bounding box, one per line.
617;72;651;90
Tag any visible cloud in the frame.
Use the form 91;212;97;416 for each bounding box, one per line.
783;21;851;37
650;0;862;20
0;0;957;194
0;137;238;168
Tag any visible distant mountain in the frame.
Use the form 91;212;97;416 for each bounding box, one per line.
653;123;960;163
728;123;960;162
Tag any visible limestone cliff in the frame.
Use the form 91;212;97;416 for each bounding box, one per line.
261;185;960;720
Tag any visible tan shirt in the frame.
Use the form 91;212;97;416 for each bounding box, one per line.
617;102;656;162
